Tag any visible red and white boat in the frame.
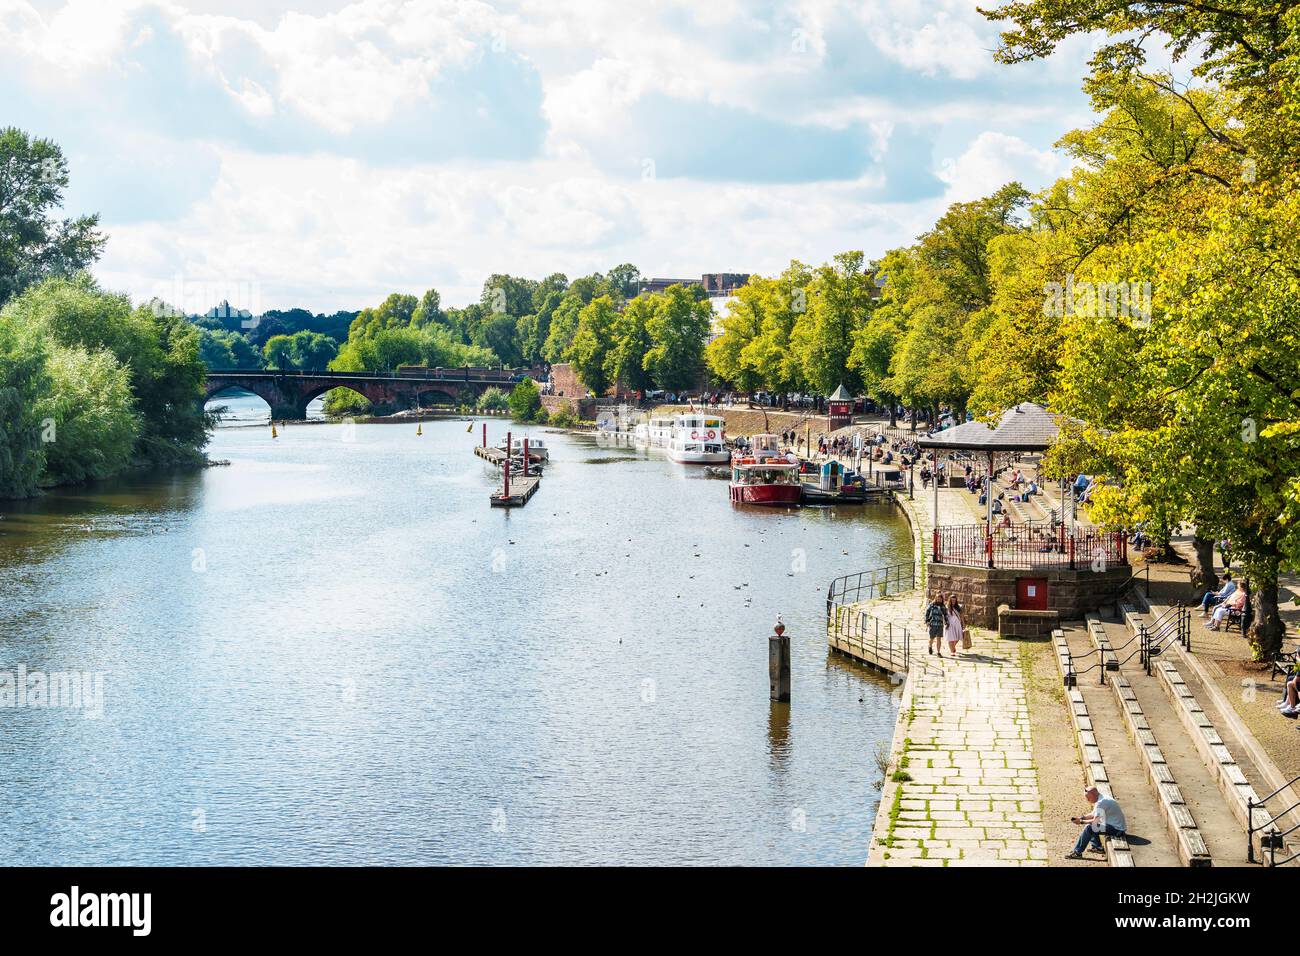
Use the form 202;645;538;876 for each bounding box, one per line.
729;437;802;505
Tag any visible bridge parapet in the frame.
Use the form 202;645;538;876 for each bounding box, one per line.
203;369;519;419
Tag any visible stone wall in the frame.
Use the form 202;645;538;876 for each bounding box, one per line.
926;562;1132;629
541;394;596;420
997;607;1060;640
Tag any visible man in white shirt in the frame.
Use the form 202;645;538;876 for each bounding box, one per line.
1066;787;1127;858
1198;571;1236;616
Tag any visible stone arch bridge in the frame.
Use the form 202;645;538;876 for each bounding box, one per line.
203;368;529;420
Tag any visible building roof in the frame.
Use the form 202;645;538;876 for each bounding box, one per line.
827;384;853;401
917;402;1072;452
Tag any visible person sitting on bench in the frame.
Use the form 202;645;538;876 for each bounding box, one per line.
1207;587;1247;631
1198;572;1235;616
1278;671;1300;717
1066;787;1126;859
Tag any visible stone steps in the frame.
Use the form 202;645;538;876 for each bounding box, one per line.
1060;623;1182;865
1095;616;1252;866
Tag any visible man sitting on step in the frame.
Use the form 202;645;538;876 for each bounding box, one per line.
1066;787;1127;859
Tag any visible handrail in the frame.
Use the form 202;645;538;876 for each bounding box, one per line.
1249;771;1300;865
825;561;917;623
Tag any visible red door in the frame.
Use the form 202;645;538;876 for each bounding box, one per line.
1017;577;1048;611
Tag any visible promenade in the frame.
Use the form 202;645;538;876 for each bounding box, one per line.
864;480;1051;865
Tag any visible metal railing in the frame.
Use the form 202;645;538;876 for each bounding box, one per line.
828;608;913;673
932;523;1127;570
1064;605;1188;686
1249;774;1300;866
825;561;917;622
1140;604;1190;674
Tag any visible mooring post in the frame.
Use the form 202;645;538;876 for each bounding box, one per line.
524;437;529;475
482;422;487;448
769;617;791;702
504;431;511;500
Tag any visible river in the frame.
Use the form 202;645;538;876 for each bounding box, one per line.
0;393;912;865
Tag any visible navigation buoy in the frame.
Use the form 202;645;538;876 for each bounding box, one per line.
416;422;423;436
271;422;278;439
466;421;474;433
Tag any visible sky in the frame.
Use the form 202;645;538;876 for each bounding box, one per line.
2;0;1112;313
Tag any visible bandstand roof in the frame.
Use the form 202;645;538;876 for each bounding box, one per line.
917;402;1072;453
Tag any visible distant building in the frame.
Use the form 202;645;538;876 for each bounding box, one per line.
639;273;751;297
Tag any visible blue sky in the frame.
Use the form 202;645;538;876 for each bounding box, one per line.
2;0;1110;311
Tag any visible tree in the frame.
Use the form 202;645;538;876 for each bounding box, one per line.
40;345;139;485
570;295;618;396
477;386;509;411
0;312;49;497
0;128;105;305
1050;173;1300;658
606;294;655;394
263;331;338;370
705;262;814;398
645;284;711;392
508;377;542;422
6;274;209;465
792;251;876;395
982;0;1299;181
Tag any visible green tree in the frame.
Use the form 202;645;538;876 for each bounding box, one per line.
792;251;876;395
40;345;139;485
0;128;105;305
645;284;711;392
508;377;542;422
0;312;49;497
476;386;509;411
606;293;655;394
7;274;209;465
570;295;618;395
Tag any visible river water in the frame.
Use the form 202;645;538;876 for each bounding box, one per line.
0;394;912;865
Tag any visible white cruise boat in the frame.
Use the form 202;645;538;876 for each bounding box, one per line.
667;413;728;464
632;415;675;449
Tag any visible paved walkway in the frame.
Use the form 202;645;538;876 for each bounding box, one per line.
859;487;1049;865
877;626;1048;866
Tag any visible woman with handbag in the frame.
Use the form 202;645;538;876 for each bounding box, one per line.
946;596;967;656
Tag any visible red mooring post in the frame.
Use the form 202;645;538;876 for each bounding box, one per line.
482;422;487;448
524;437;529;476
503;432;511;500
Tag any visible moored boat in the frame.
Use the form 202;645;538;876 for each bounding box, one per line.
667;414;728;464
729;456;802;505
632;415;675;449
498;435;548;461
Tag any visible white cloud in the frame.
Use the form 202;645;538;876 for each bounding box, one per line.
3;0;1103;312
937;131;1068;203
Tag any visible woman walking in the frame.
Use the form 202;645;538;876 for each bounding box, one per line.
945;596;965;657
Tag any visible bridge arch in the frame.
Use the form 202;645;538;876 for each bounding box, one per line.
413;387;461;408
204;382;276;418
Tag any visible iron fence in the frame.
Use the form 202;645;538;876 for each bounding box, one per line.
932;523;1127;570
827;607;913;674
825;561;917;621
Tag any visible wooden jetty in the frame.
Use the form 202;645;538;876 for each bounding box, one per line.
491;475;540;507
480;427;541;507
474;445;544;467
